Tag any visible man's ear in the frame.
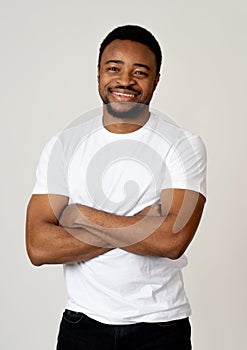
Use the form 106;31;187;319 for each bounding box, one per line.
154;73;160;89
97;66;100;83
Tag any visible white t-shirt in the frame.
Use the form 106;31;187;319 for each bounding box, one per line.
33;113;207;324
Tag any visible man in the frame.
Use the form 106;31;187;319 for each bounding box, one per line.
26;25;207;349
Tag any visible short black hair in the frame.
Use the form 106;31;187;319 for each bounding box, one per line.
98;25;162;75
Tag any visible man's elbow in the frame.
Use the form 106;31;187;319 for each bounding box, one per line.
159;242;186;260
26;242;45;267
165;248;185;260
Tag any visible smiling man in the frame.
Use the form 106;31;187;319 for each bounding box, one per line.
26;25;207;349
98;38;159;121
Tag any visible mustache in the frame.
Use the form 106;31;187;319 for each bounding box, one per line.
109;85;141;95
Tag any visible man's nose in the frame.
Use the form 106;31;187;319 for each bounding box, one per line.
116;70;135;86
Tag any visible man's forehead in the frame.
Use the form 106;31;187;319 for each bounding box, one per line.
101;40;156;66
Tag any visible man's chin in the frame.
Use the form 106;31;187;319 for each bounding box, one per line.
106;102;147;119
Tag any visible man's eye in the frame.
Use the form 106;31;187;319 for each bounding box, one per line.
135;71;147;76
108;67;118;72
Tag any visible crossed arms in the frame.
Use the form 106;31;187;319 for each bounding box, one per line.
26;188;206;266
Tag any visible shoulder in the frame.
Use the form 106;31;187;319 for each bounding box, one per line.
42;115;102;159
151;112;206;152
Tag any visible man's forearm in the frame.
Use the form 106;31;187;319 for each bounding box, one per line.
60;204;169;256
59;190;205;259
27;222;113;265
26;195;113;266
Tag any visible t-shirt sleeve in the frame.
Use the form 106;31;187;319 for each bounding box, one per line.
32;135;69;196
162;133;207;198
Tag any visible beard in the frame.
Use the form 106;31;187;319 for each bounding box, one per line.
99;85;149;119
105;102;148;119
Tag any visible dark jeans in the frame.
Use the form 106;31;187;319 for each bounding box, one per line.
56;309;192;350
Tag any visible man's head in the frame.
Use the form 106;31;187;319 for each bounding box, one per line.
97;25;162;119
98;25;162;75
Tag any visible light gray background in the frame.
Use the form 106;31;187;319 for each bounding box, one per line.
1;0;246;349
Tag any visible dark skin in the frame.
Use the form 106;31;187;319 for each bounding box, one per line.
98;40;160;133
26;39;206;266
26;194;112;265
60;189;205;259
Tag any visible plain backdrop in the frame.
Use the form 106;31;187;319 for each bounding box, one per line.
1;0;246;349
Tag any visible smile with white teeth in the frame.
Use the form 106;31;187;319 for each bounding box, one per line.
114;92;135;97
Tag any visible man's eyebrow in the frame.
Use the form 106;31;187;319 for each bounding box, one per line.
105;60;151;70
105;60;124;65
133;63;151;70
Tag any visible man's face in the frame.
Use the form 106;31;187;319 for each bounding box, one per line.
98;39;160;118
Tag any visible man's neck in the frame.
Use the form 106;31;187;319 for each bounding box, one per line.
103;107;150;134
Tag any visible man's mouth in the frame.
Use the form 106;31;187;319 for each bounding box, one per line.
114;92;135;98
109;88;140;102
